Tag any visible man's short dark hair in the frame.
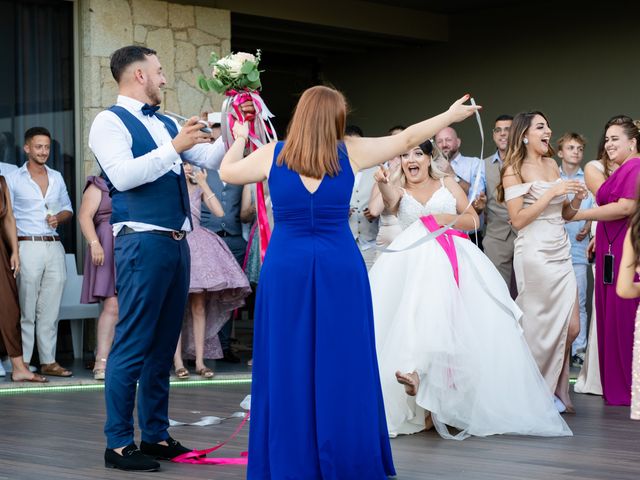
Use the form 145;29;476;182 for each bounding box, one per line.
110;45;157;83
494;114;513;123
345;125;364;137
24;127;51;144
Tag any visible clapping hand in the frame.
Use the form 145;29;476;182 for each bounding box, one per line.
553;179;586;197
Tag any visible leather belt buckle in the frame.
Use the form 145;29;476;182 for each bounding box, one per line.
172;230;185;241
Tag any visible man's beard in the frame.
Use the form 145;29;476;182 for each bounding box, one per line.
29;155;48;165
145;84;162;106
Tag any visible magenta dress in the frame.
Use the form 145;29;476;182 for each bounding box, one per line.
595;157;640;405
80;176;116;303
179;187;251;360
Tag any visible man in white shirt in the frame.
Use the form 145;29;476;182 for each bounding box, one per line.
435;126;486;248
6;127;73;378
0;162;18;176
90;45;251;472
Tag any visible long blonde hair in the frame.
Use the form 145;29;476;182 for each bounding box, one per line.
497;111;554;202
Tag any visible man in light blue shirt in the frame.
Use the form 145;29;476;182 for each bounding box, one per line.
558;132;592;366
435;126;486;248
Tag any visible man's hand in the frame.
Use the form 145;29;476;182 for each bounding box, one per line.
10;252;19;277
46;214;58;229
473;192;487;212
363;208;378;222
586;237;596;261
240;100;255;116
172;116;213;153
576;225;590;242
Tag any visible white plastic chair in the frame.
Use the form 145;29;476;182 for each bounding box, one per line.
57;254;100;359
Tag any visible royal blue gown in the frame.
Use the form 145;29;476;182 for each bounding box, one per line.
247;142;396;479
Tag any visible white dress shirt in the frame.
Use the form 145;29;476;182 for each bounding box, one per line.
6;164;73;237
0;162;18;176
89;95;226;235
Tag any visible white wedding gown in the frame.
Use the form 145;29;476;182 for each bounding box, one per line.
370;180;572;439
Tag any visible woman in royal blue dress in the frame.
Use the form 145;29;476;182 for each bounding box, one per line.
220;86;480;479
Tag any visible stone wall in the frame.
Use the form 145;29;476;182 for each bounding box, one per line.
79;0;230;176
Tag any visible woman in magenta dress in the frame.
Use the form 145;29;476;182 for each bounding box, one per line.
79;174;117;380
573;117;640;405
172;163;251;379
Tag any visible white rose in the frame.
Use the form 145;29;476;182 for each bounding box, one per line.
218;57;242;77
234;52;255;63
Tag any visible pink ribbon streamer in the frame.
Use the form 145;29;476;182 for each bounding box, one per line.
171;412;250;465
224;89;272;261
420;215;468;287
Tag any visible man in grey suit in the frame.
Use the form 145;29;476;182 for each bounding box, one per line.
200;169;245;362
482;114;517;297
346;126;378;269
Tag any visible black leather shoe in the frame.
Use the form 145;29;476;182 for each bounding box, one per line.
221;348;241;363
140;436;193;460
104;444;160;471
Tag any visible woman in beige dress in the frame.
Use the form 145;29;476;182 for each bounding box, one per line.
498;111;587;413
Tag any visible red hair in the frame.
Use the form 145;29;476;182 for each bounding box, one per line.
277;86;347;179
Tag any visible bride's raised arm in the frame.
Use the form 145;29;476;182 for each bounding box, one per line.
375;165;403;214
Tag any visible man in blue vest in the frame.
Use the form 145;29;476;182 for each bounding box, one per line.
89;45;252;472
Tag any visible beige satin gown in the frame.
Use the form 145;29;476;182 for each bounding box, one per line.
506;180;577;393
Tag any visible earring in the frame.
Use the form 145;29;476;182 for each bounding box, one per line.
523;138;529;145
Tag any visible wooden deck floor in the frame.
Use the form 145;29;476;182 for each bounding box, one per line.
0;384;638;480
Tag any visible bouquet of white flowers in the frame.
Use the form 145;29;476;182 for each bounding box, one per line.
198;51;262;95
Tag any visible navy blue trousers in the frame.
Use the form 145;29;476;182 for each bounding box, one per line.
104;232;190;448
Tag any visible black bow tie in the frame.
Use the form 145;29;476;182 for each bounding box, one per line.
141;103;160;116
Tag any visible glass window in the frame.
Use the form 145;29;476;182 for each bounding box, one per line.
0;0;76;252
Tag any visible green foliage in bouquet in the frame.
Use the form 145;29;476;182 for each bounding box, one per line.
197;50;262;94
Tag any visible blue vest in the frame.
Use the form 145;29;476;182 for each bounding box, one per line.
101;106;191;231
201;170;243;235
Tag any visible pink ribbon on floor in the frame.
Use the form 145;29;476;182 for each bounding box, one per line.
420;215;468;287
171;412;250;465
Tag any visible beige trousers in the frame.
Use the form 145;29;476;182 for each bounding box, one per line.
17;241;66;364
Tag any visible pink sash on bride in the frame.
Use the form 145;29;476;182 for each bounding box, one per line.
420;215;469;287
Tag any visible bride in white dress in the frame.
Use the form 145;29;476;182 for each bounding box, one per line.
370;141;571;440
